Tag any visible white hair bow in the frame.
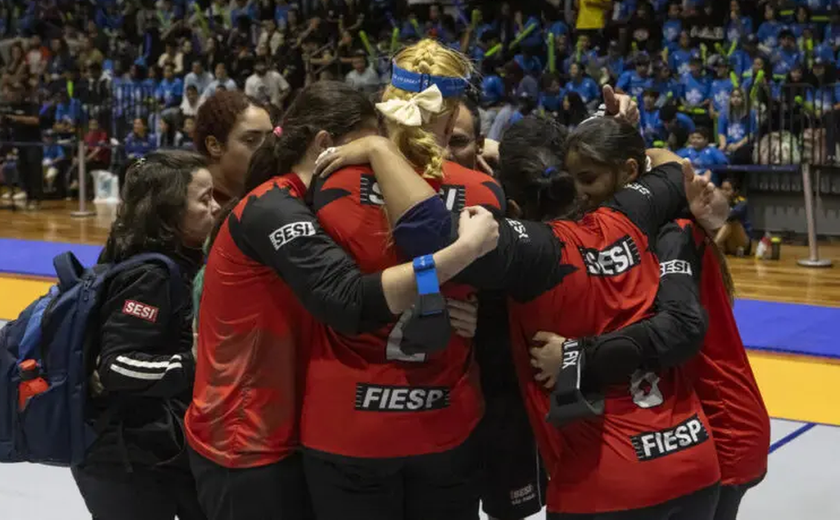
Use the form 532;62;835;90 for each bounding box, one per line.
376;85;444;127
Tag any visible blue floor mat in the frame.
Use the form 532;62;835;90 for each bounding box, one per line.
1;239;838;359
734;299;840;359
0;239;103;277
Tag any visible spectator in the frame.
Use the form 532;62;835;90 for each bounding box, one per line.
627;1;659;54
563;33;598;73
86;19;109;54
181;85;203;118
710;56;734;117
669;30;699;76
203;37;226;74
78;62;111;123
565;61;600;108
662;3;683;50
757;4;783;52
3;83;42;210
181;116;196;149
42;131;66;193
245;59;291;110
716;178;752;256
640;89;663;146
790;6;813;41
230;44;256;86
157;41;184;75
616;54;653;99
124;118;156;164
258;19;284;56
25;35;48;76
203;63;238;100
680;57;711;110
539;72;564;114
718;88;757;164
652;63;681;106
678;127;729;182
726;0;752;44
730;34;759;78
157;63;185;111
824;10;840;49
772;30;802;80
157;116;186;149
659;103;696;148
77;35;105;70
47;37;73;79
600;41;626;82
514;45;543;76
4;42;29;85
69;119;111;194
53;89;81;136
557;91;589;130
344;51;380;95
184;61;214;99
741;56;769;95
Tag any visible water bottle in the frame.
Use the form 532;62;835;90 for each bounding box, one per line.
18;360;49;411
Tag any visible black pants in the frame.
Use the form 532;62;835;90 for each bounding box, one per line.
188;447;314;520
303;436;480;520
548;483;720;520
71;464;205;520
713;475;764;520
18;144;43;201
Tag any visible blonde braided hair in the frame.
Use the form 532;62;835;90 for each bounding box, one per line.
381;39;472;180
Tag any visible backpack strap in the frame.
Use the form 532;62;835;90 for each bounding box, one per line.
108;253;184;314
53;252;86;291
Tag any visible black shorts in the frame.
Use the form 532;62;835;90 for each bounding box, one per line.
477;390;547;520
547;483;720;520
302;436;480;520
188;447;314;520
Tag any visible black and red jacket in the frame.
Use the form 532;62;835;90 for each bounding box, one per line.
453;162;721;514
186;174;397;469
301;161;505;459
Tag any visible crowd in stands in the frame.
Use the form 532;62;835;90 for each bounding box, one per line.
0;0;839;208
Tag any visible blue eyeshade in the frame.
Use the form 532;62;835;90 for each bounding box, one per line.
390;62;468;98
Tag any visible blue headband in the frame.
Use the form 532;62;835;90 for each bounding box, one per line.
390;62;468;98
543;167;558;178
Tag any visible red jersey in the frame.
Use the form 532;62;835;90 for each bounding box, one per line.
455;163;720;513
687;222;770;486
186;174;397;468
302;161;505;458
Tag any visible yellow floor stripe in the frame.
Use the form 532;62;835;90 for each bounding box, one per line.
0;277;53;320
1;276;838;426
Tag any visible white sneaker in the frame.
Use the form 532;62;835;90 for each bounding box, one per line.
12;191;27;201
1;191;10;200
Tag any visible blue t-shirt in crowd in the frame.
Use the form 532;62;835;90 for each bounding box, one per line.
124;132;156;160
681;73;711;107
813;41;835;63
617;70;654;99
669;48;699;76
640;107;662;145
564;76;600;104
772;48;802;77
43;144;65;162
55;99;81;125
230;2;258;24
806;85;840;113
514;54;543;76
616;0;638;21
711;78;735;113
718;110;758;145
653;78;682;101
663;19;682;46
156;78;184;108
798;0;828;8
516;16;543;49
677;145;729;176
790;23;814;40
825;24;840;49
757;21;783;49
657;112;696;139
729;49;752;77
540;92;563;112
726;17;753;43
601;54;626;79
563;49;598;74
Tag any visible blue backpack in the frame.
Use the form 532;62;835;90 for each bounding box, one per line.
0;251;181;466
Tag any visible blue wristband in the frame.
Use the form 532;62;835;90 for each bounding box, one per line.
413;254;440;296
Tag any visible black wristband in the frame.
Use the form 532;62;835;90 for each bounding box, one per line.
546;339;605;427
